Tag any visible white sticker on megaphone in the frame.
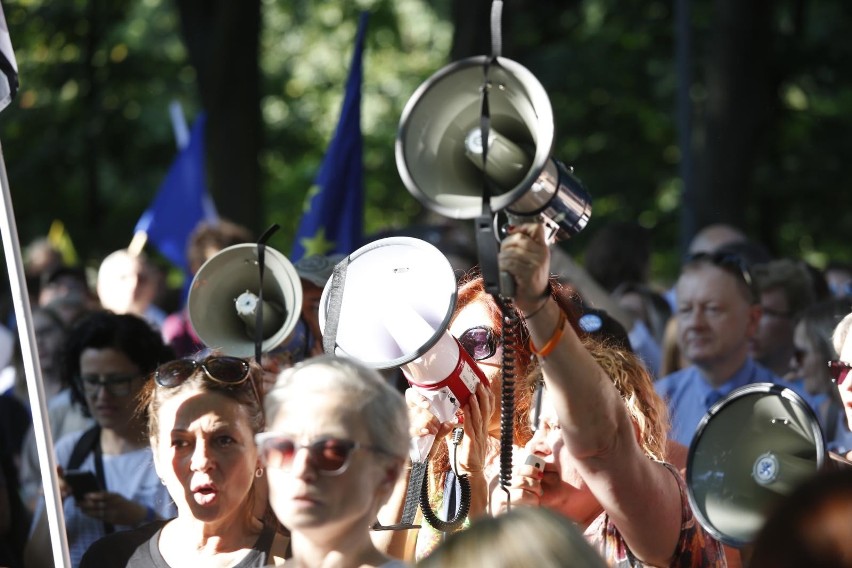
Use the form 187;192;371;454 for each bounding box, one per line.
525;453;545;471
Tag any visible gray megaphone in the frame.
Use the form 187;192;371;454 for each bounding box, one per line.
396;55;592;243
318;236;489;461
686;383;828;548
188;243;303;358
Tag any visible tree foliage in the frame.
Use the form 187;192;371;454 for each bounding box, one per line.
1;0;852;288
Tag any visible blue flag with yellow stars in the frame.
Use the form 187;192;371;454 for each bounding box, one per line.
291;12;367;262
135;112;217;271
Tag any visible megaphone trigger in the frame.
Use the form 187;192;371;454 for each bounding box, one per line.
499;270;516;298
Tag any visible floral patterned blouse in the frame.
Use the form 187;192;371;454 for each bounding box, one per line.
583;462;727;567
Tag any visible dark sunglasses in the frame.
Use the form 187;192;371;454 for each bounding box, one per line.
828;360;852;386
684;251;758;303
254;433;388;476
456;326;497;361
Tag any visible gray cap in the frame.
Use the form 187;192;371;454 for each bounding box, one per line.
294;254;346;288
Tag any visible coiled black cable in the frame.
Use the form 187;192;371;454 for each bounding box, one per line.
419;428;472;532
497;296;519;507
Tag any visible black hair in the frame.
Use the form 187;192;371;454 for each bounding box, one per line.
65;310;175;416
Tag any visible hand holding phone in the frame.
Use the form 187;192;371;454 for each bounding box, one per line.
64;469;102;501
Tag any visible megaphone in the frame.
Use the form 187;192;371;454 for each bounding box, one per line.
396;55;592;243
188;244;303;358
318;236;489;461
686;383;827;548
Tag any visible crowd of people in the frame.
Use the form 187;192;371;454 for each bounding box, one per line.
1;217;852;567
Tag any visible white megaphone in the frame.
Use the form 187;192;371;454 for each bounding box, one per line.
188;243;303;358
686;383;829;548
396;55;592;243
318;237;489;461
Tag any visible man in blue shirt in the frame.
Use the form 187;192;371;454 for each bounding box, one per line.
656;252;783;448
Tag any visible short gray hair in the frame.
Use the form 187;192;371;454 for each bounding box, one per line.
264;355;409;459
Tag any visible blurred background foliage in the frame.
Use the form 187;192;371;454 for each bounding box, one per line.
1;0;851;291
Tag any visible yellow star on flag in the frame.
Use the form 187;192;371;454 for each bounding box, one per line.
300;227;336;257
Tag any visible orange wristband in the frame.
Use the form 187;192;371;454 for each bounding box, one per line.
529;309;567;358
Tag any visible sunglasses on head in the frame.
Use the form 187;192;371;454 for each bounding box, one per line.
254;433;389;476
155;355;259;401
828;360;852;386
684;251;758;302
456;326;497;361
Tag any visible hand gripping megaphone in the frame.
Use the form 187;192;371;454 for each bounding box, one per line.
319;237;488;531
686;383;830;548
188;243;303;358
318;236;489;460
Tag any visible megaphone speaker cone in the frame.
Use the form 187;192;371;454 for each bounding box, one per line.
188;244;303;358
318;237;458;369
686;383;825;548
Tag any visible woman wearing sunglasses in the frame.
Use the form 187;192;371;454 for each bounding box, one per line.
259;355;410;568
80;352;289;566
25;311;177;568
831;311;852;460
394;222;725;565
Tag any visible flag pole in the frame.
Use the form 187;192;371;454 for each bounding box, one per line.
0;138;71;566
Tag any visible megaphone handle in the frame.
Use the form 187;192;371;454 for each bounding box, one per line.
401;461;428;526
322;257;350;355
475;214;514;298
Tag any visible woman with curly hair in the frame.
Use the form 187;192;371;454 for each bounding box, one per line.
490;223;725;566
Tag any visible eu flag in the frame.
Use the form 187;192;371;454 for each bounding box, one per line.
135;112;217;271
291;12;367;262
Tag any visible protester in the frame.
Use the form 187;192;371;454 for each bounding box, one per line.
655;251;787;447
791;298;852;453
493;222;724;565
162;219;254;358
417;506;607;568
749;259;816;379
24;311;176;568
81;351;289;566
18;306;94;512
96;249;167;329
831;310;852;460
261;355;409;568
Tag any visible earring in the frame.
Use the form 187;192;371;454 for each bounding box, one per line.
159;478;166;485
255;468;264;478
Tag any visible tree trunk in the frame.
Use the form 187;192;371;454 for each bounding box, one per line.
692;0;774;238
175;0;263;232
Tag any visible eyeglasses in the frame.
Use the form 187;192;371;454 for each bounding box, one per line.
78;373;139;398
828;360;852;386
254;433;388;476
684;252;758;303
456;326;497;361
155;356;259;402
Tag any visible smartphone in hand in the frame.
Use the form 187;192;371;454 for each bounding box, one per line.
64;470;102;501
